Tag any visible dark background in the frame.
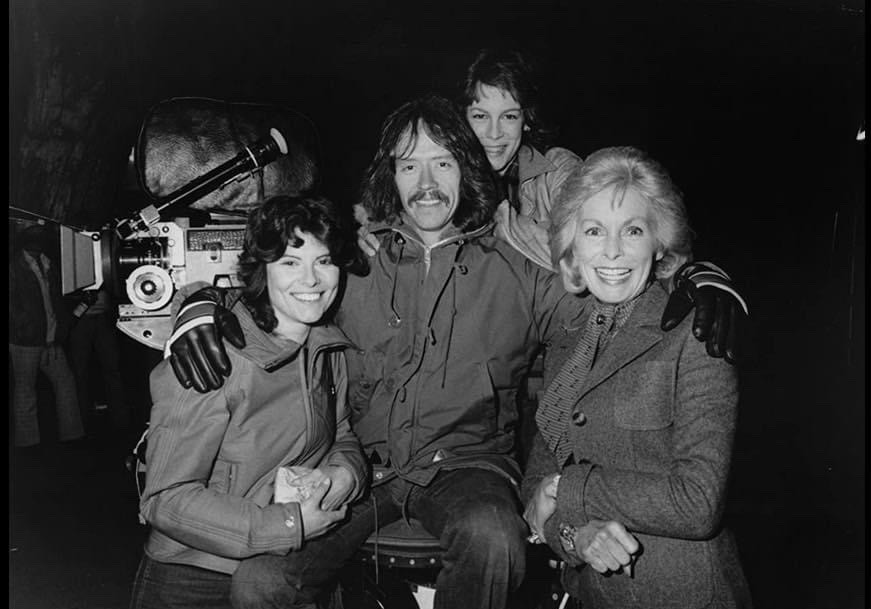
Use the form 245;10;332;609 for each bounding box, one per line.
9;0;865;607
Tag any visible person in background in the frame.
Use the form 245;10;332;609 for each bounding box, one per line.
523;146;752;608
130;196;368;609
68;286;133;442
9;224;84;449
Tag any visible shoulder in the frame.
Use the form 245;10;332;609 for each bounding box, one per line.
228;299;269;349
654;310;737;388
466;234;566;304
519;146;582;193
469;232;548;272
148;358;186;406
543;146;583;168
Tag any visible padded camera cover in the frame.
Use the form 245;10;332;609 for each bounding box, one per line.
136;97;320;212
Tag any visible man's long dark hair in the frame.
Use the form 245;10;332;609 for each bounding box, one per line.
237;195;366;332
358;94;499;233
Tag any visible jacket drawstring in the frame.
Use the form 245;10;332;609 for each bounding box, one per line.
386;228;480;387
439;243;467;387
372;493;380;584
387;239;405;328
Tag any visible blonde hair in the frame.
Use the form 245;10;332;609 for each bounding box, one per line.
550;146;694;292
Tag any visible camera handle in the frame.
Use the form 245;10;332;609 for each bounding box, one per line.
115;127;288;239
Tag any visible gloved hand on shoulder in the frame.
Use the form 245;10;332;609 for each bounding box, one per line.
661;261;749;365
164;286;244;392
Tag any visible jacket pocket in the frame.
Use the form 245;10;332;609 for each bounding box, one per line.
613;362;675;430
310;353;338;436
477;362;500;435
346;347;384;416
208;459;238;495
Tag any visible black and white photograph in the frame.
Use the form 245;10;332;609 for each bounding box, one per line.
9;1;865;608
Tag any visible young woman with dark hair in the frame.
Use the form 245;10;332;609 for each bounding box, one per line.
131;195;367;609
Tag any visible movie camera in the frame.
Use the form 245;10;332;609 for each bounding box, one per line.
60;128;284;350
57;97;320;351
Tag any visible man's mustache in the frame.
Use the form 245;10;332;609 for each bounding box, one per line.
409;189;449;204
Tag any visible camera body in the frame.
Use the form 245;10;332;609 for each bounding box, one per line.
117;217;247;351
61;216;246;350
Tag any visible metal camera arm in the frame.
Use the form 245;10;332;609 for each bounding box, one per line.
114;127;288;239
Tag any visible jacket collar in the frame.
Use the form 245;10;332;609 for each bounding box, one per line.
576;281;669;399
233;301;351;371
517;145;556;183
367;218;494;251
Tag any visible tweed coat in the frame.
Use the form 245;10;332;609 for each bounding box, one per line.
523;281;752;608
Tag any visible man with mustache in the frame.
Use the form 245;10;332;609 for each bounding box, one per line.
165;95;745;609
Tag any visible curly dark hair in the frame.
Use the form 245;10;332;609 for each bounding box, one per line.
459;48;556;151
236;195;366;332
358;94;499;233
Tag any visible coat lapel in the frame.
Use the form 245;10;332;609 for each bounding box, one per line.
576;283;669;401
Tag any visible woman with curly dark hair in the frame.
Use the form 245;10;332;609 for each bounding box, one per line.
131;195;368;609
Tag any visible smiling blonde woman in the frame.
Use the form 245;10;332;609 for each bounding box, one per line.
523;146;753;609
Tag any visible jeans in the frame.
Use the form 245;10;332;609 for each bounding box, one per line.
9;343;83;446
230;467;527;609
129;554;233;609
68;313;131;433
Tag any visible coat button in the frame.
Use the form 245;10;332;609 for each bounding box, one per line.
572;411;587;425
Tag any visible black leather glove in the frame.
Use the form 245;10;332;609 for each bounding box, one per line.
661;262;749;365
164;287;245;393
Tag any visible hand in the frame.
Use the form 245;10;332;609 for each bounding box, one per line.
357;226;380;257
574;520;639;576
661;263;748;365
298;477;347;540
165;287;245;393
523;473;560;543
318;465;356;511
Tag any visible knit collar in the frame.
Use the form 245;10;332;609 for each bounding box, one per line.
589;283;650;331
